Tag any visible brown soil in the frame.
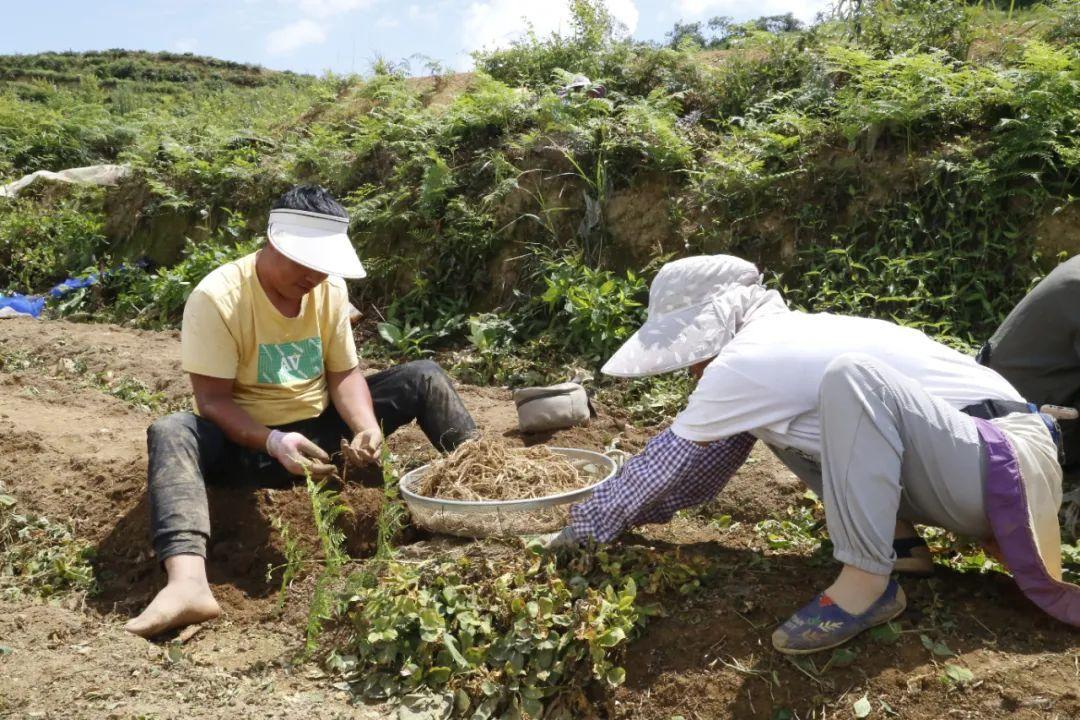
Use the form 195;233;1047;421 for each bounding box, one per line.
0;318;1077;720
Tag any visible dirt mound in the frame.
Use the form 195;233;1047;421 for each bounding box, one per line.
90;481;384;622
1;316;190;406
613;541;1080;720
0;601;390;719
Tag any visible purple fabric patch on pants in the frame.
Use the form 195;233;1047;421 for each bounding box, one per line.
974;417;1080;627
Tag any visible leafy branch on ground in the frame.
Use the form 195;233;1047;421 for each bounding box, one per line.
375;440;406;560
0;486;96;600
323;543;712;718
303;475;352;655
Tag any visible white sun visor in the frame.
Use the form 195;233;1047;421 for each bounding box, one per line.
267;209;366;279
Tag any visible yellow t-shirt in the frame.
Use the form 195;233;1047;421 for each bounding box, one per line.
180;251;359;427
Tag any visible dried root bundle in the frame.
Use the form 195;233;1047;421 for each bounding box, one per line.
418;434;589;501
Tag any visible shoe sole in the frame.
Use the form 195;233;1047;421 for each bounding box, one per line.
772;587;908;656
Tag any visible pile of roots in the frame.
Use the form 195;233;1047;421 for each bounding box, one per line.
418;434;588;502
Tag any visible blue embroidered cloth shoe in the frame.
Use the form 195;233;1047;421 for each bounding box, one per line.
771;580;907;655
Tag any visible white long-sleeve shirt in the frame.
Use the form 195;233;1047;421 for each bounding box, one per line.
671;311;1022;456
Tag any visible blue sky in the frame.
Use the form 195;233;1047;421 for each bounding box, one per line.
0;0;832;76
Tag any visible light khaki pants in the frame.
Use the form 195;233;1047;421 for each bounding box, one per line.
770;354;990;576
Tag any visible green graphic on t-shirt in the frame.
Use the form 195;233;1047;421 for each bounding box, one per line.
257;337;324;384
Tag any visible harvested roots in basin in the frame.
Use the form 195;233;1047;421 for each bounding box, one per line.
418;434;592;501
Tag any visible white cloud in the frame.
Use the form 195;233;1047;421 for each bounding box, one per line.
297;0;376;18
376;15;401;28
172;37;199;53
676;0;831;24
606;0;639;34
258;0;379;60
463;0;640;53
266;18;328;54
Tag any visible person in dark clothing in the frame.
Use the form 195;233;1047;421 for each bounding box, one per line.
978;254;1080;470
125;186;476;638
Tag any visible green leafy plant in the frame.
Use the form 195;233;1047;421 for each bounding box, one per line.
95;373;168;413
0;487;96;599
1061;541;1079;583
454;313;519;383
610;373;696;426
325;544;711;717
844;0;976;60
304;475;351;655
941;663;975;686
267;514;308;611
0;190;108;293
376;321;434;360
532;252;647;366
375;440;405;560
754;493;828;556
474;0;628;89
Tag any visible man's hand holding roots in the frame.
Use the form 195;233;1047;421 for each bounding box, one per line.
342;427;383;467
266;429;338;478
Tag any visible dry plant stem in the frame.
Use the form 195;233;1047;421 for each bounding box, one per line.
419;433;586;501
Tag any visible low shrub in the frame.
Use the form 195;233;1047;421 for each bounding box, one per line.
0;189;107;293
325;543;711;717
0;487;96;600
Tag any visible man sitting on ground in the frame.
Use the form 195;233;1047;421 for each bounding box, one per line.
125;185;476;638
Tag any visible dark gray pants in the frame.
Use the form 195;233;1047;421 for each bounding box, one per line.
146;360;476;561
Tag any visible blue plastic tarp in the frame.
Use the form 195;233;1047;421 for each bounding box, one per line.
0;272;101;319
48;273;99;298
0;294;47;319
0;260;151;320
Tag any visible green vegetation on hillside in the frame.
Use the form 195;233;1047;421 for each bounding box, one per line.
0;0;1077;374
0;49;298;87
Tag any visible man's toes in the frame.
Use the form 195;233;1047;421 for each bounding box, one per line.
124;611;168;638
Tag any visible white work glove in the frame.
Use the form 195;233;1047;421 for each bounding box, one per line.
266;430;337;478
537;527;581;552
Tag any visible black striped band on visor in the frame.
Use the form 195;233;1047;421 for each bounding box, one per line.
267;208;350;235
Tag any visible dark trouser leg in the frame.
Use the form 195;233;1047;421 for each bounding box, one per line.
364;360;477;452
147;411;226;561
222;410;353;490
146;409;351;562
146;362;475;562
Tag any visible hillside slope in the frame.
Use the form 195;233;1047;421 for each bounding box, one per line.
0;2;1078;353
0;49;303;87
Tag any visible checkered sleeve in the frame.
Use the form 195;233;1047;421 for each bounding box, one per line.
568;429;756;543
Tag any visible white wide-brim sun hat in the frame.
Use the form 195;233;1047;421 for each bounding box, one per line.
267;208;366;279
602;255;763;378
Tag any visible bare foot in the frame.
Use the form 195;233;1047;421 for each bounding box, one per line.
124;578;221;638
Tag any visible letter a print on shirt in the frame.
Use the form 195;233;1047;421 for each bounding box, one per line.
257;337;325;384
